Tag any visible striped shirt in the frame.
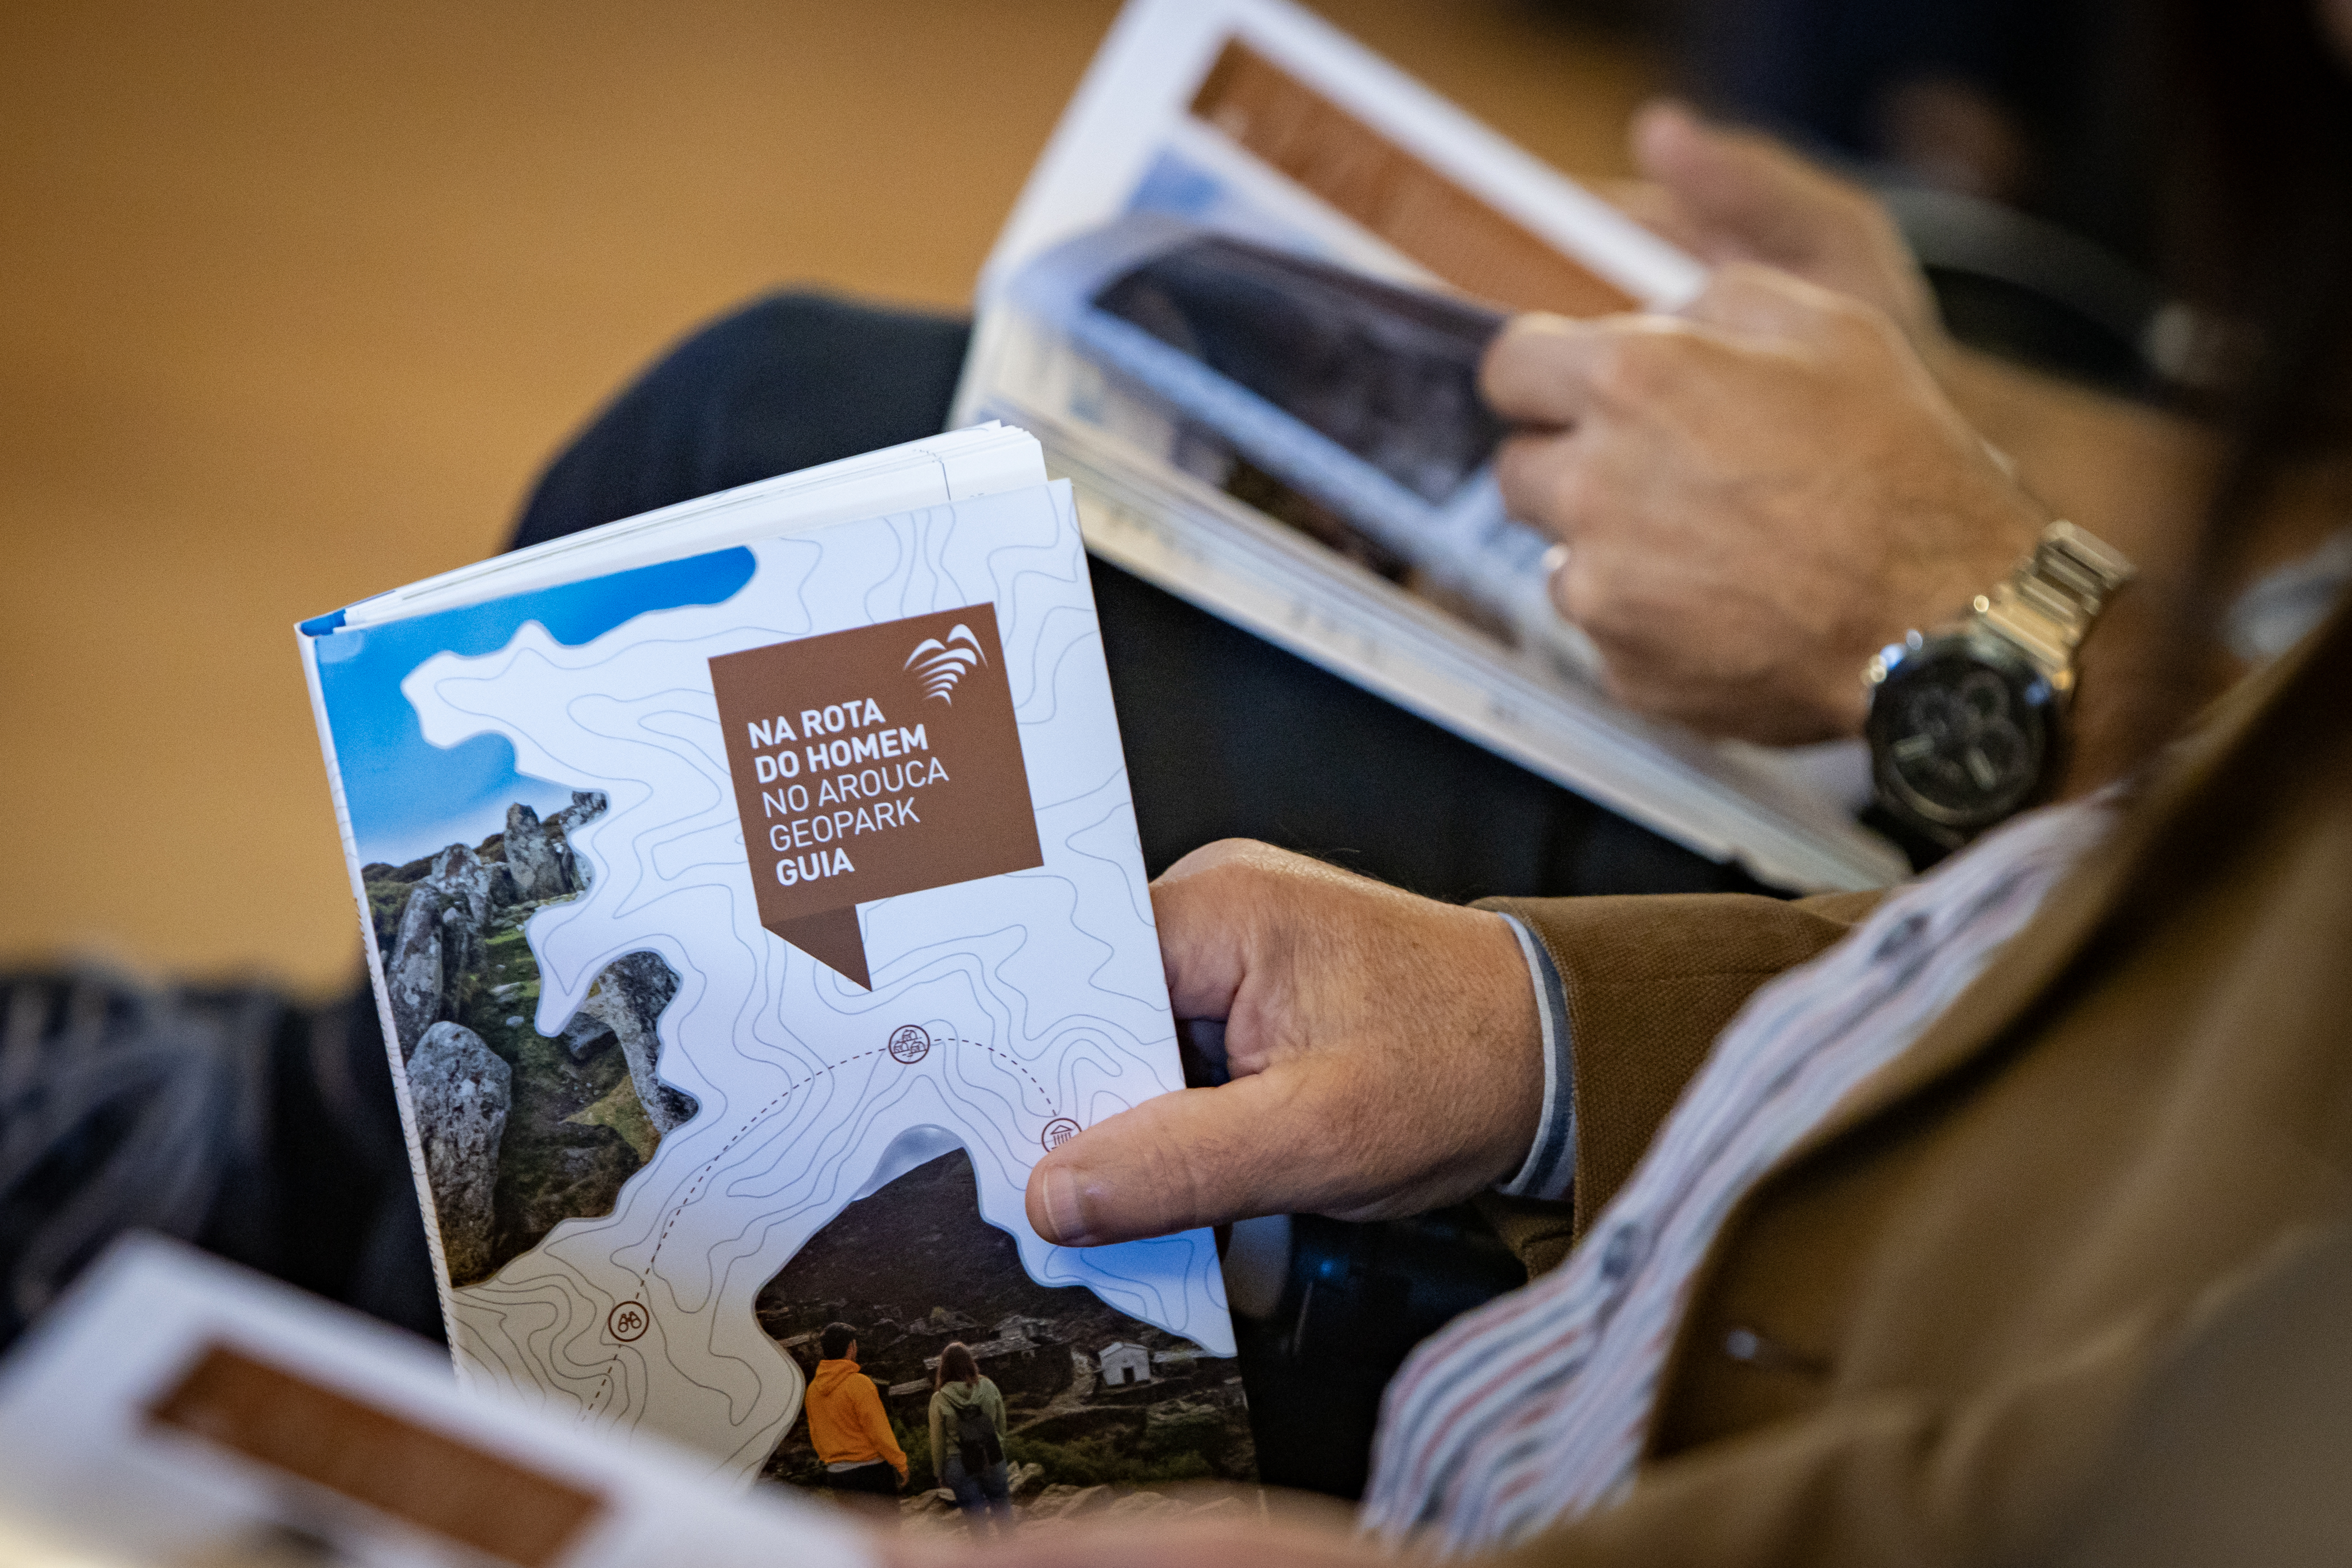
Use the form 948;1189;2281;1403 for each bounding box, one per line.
1362;794;2118;1552
1497;912;1577;1202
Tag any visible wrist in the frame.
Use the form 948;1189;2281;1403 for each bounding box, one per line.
1804;486;2046;742
1864;518;2138;844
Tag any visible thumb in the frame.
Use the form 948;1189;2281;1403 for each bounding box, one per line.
1027;1068;1339;1246
1632;98;1938;338
1630;99;1829;265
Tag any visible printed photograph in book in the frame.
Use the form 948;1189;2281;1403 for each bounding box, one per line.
1178;37;1639;318
964;0;1709;686
1009;217;1590;673
300;482;1250;1509
1090;229;1515;633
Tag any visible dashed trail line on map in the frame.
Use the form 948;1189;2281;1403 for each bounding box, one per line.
577;1032;1065;1428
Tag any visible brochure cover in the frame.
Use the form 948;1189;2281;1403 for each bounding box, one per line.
298;479;1250;1496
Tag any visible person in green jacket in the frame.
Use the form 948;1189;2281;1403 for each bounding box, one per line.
927;1341;1013;1530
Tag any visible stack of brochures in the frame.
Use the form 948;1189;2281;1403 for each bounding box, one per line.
954;0;1907;893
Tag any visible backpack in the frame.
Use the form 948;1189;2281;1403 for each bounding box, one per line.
954;1388;1003;1473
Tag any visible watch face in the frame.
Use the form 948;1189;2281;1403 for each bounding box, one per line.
1867;631;2053;837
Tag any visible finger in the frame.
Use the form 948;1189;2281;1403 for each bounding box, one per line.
1150;838;1365;1019
1027;1066;1352;1245
1482;312;1595;425
1548;537;1630;643
1494;430;1596;548
1633;97;1936;335
1631;98;1861;265
1482;312;1692;425
1543;541;1577;624
1588;176;1712;256
1678;260;1850;340
1149;853;1250;1022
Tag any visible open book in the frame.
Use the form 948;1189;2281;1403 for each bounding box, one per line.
953;0;1908;893
0;1237;869;1568
297;428;1251;1504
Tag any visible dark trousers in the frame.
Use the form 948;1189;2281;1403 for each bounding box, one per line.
822;1460;901;1496
941;1451;1014;1525
515;292;1767;904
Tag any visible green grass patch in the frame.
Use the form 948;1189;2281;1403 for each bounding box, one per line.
1003;1432;1216;1489
567;1074;659;1162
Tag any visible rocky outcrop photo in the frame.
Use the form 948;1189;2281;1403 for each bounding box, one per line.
406;1020;509;1283
361;790;700;1286
756;1149;1255;1509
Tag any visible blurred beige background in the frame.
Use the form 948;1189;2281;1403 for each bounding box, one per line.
0;0;1660;996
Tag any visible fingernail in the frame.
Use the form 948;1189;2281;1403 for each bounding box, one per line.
1039;1164;1098;1246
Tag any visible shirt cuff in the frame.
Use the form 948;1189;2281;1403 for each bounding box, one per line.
1495;912;1575;1202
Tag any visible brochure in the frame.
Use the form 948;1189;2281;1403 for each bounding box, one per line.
954;0;1908;893
296;430;1252;1499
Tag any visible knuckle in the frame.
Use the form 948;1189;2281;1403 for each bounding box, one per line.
1481;314;1542;375
1178;837;1267;879
1558;553;1617;630
1482;312;1571;410
1584;334;1657;407
1821;294;1881;346
1706;262;1795;321
1800;286;1897;359
1550;459;1604;533
1707;259;1777;301
1492;433;1547;507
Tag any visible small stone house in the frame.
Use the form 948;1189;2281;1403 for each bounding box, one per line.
1098;1341;1152;1386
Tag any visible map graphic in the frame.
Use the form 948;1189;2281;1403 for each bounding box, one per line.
394;484;1233;1479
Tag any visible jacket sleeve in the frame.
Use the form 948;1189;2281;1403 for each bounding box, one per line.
861;1378;907;1476
927;1393;945;1479
1478;890;1886;1250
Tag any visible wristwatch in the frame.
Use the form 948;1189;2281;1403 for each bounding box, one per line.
1863;519;2137;848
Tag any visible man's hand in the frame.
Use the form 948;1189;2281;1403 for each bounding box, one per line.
1609;100;1942;350
1023;841;1542;1247
1485;265;2047;743
1607;99;2213;596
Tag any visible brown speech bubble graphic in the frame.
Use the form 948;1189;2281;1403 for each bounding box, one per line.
709;603;1042;988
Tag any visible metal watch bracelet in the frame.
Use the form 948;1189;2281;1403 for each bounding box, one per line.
1974;519;2138;693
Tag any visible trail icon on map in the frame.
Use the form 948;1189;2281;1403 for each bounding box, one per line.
710;603;1042;988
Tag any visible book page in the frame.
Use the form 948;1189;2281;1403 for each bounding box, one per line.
1004;217;1602;681
338;426;1046;628
963;0;1701;338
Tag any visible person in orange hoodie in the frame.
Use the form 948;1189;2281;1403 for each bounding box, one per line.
803;1321;906;1497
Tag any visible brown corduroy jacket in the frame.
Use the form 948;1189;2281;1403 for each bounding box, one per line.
1472;606;2352;1568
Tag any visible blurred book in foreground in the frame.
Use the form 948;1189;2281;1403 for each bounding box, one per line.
954;0;1907;894
0;1236;867;1568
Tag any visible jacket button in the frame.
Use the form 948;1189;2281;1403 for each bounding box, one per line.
1722;1326;1829;1376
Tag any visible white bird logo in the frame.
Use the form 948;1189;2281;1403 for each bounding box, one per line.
905;624;985;704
